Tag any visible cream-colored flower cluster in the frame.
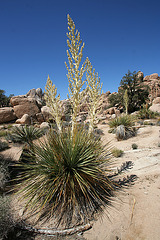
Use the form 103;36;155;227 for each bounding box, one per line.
44;75;62;131
44;15;102;136
65;14;88;135
86;59;102;133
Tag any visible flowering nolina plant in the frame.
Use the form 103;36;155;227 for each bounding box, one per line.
15;15;115;227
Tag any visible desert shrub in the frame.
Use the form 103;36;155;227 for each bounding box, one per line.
156;120;160;126
0;194;34;239
0;130;8;138
0;140;9;151
132;143;138;150
15;127;114;227
158;143;160;147
0;195;15;239
137;104;158;119
111;148;123;158
0;156;10;192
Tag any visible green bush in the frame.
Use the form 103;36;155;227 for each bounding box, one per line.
132;143;138;150
0;130;8;137
137;105;158;119
111;148;123;158
108;70;149;113
15;127;114;227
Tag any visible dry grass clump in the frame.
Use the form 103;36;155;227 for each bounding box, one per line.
111;148;124;158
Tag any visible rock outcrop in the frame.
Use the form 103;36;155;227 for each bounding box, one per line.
26;88;44;107
143;73;160;102
0;73;159;125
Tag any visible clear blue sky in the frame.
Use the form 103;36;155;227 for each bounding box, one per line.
0;0;160;99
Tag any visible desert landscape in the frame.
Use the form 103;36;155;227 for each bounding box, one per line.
0;121;160;240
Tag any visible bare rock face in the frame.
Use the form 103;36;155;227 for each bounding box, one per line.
143;73;159;81
137;71;144;80
26;88;44;107
0;107;17;123
143;73;160;102
10;96;40;119
36;113;45;123
16;114;31;125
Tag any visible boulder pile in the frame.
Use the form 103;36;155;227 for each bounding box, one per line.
0;72;159;125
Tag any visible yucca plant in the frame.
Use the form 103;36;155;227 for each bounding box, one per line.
10;125;44;147
15;126;114;227
109;114;135;130
14;15;118;229
109;115;136;140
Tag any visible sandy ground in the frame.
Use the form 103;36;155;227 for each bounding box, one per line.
83;124;160;240
1;124;160;240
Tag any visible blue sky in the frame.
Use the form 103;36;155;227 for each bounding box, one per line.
0;0;160;99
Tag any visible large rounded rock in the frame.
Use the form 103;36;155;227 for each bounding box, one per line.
10;96;40;119
16;114;31;125
149;104;160;113
41;106;52;121
10;95;27;106
0;107;17;123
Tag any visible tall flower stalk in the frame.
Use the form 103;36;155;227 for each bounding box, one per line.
65;14;88;136
123;89;129;115
86;59;102;133
44;75;62;132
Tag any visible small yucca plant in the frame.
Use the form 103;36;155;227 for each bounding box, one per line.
109;114;135;130
109;115;136;140
10;125;44;146
15;126;114;227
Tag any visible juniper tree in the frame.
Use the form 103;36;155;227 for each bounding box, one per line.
109;70;149;113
